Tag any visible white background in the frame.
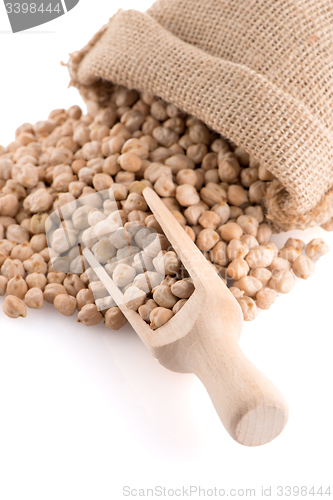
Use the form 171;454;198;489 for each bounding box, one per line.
0;2;333;499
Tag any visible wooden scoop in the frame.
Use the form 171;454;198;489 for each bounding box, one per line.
83;187;289;446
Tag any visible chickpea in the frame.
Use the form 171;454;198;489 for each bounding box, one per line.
198;211;221;230
218;157;241;182
25;273;47;290
229;287;244;300
176;184;200;207
104;307;127;330
245;246;275;269
172;299;188;314
233;276;262;297
24;287;44;309
236;215;259;237
196;229;219;251
138;299;158;322
113;264;137;288
269;269;295;293
44;283;68;304
6;275;28;299
256;287;277;310
305;238;330;261
47;272;66;284
0;275;9;295
76;288;95;311
2;295;27;319
0;194;19;217
227;258;249;280
285;238;305;253
227;239;249;260
53;294;77;316
240;167;258;188
238;296;258;321
278;246;300;263
150;307;174;330
187;143;208;163
249;181;267;204
209;241;228;266
11;242;33;261
292;255;315;279
244;205;264;223
123;286;146;310
249;268;272;287
23;254;47;275
78;303;103;326
153;251;181;276
269;256;291;272
171;278;195;299
30;212;48;236
226;185;248;207
1;258;25;279
240;234;259;249
218;222;243;242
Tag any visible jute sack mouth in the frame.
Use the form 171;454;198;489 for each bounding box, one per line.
67;0;333;232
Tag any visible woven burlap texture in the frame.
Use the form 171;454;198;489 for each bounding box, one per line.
68;0;333;231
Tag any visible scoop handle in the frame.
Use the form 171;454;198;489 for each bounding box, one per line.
182;319;289;446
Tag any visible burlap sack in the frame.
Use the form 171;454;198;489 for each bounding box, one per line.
68;0;333;232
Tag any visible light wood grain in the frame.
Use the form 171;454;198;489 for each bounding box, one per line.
84;187;289;446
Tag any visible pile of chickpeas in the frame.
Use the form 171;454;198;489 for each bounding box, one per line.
0;85;331;329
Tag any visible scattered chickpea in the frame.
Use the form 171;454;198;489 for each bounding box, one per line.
256;287;277;310
150;307;174;330
292;255;315;280
2;295;27;318
238;296;258;321
25;287;44;309
78;303;103;326
305;238;330;261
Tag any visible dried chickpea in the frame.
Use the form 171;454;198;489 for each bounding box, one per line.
1;258;25;279
256;224;272;244
23;254;47;275
44;283;68;304
245;246;275;269
249;268;272;287
54;294;77;316
150;307;174;330
256;287;278;310
11;242;33;261
2;295;27;318
244;205;264;223
138;299;158;322
269;256;291;272
198;211;220;230
269;269;295;293
278;246;300;263
233;276;262;297
25;287;44;309
176;184;200;207
238;296;257;321
76;288;95;311
25;273;47;290
305;238;330;261
172;299;187;314
218;222;243;242
227;258;249;280
236;215;258;237
171;278;195;299
78;303;103;326
0;275;8;295
227;185;248;206
196;229;219;251
292;255;315;280
104;307;127;330
209;241;228;266
240;234;259;249
0;194;19;217
6;275;28;299
285;238;305;253
227;239;249;260
229;287;244;300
